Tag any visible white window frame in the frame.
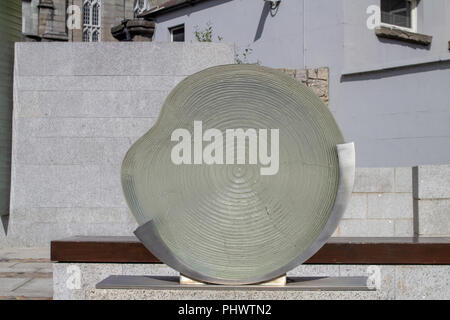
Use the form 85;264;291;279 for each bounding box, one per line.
380;0;418;33
169;24;185;42
82;0;102;42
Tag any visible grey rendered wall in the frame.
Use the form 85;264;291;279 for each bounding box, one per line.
297;0;450;169
152;0;450;167
334;0;450;167
152;0;305;69
0;0;22;232
0;42;235;247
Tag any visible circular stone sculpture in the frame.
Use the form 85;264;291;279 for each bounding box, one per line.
121;64;354;285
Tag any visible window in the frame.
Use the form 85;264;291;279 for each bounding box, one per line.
92;3;99;26
82;30;89;42
381;0;417;32
82;0;101;42
170;25;185;42
83;2;90;26
92;30;99;42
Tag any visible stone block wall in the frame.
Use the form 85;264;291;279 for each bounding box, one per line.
1;42;235;247
2;43;449;247
414;165;450;237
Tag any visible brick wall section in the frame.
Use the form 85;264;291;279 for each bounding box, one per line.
335;168;414;237
414;165;450;237
280;68;329;105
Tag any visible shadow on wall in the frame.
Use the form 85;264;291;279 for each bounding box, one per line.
377;37;432;51
340;59;450;82
155;0;279;43
254;1;270;42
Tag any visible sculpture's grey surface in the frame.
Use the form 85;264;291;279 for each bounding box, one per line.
122;64;355;284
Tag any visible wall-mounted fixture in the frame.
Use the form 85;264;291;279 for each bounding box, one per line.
264;0;281;10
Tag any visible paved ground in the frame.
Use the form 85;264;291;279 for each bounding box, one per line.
0;247;52;300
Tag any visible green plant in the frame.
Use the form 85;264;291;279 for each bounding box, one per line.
194;22;222;42
235;47;255;64
193;23;258;65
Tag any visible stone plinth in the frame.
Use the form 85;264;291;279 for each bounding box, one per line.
87;287;379;300
53;263;450;300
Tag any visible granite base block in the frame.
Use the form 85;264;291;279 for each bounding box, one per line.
53;263;450;300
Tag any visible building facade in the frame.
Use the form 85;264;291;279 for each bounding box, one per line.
21;0;166;42
140;0;450;168
8;0;449;246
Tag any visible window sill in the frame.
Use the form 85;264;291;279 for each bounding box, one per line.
375;26;432;46
37;0;54;9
